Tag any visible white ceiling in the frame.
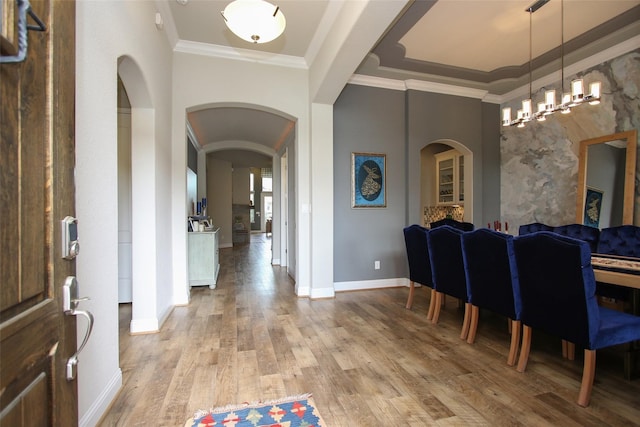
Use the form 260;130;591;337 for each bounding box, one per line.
165;0;639;167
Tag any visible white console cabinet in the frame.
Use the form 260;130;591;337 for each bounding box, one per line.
188;229;220;289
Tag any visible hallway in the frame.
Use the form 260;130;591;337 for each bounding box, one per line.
100;233;640;426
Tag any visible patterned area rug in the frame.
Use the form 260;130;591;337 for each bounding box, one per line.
185;394;326;427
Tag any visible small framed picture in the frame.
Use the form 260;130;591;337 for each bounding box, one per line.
201;219;212;230
584;187;603;228
351;152;386;208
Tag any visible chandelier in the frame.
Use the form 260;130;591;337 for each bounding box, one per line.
221;0;286;44
501;0;600;128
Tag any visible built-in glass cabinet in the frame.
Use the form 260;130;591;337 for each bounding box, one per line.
435;149;464;205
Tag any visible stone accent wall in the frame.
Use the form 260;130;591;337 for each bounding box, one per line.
500;50;640;232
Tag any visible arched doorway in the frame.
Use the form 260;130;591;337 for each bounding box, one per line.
117;56;158;334
420;139;473;226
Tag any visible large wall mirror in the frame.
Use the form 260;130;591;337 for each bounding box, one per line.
575;129;637;228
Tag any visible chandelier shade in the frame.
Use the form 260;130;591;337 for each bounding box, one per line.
221;0;286;44
501;0;600;128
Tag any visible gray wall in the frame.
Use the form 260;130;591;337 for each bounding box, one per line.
482;102;501;228
406;91;491;228
333;85;502;283
334;84;407;282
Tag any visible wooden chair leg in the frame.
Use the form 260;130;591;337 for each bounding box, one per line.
405;280;416;309
431;292;443;324
507;319;521;366
460;302;472;340
426;288;436;321
562;340;568;358
578;349;596;407
567;342;575;361
517;325;532;372
466;305;480;344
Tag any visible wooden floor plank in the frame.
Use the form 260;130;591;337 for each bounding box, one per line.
98;233;640;426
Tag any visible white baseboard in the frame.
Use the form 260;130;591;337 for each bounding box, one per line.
130;317;159;334
79;368;122;427
272;258;280;265
219;242;233;249
334;277;409;292
295;284;310;297
310;286;335;299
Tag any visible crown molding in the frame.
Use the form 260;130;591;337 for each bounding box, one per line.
174;40;309;69
405;79;488;100
347;74;407;91
348;74;494;102
350;35;639;105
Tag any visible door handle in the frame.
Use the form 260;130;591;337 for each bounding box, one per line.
0;0;47;64
63;276;94;381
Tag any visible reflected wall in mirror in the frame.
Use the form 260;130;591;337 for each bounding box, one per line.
576;130;637;228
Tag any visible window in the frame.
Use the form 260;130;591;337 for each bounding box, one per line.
261;168;272;192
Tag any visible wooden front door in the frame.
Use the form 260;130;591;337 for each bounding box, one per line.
1;0;78;425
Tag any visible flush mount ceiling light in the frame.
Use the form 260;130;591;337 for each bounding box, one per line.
221;0;286;44
502;0;600;128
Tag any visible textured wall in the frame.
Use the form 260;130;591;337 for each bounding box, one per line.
501;50;640;232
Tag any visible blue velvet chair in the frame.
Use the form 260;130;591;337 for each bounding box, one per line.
553;223;601;253
426;225;470;338
430;218;474;232
597;225;640;257
403;225;436;319
461;229;522;365
513;231;640;407
518;222;553;235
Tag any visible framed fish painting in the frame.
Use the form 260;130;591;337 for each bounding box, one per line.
351;152;386;208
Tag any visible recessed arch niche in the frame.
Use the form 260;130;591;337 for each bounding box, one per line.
420;139;473;226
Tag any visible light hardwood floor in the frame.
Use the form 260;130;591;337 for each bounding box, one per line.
99;233;640;426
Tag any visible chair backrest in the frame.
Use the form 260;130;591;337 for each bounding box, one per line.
430;218;474;232
461;229;521;320
553;224;600;253
596;225;640;258
426;225;467;300
513;231;599;348
403;224;433;287
518;222;553;235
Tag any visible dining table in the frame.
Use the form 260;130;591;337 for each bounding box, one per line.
591;254;640;289
591;253;640;380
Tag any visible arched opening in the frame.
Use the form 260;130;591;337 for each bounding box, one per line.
420;139;473;226
117;56;157;335
183;103;296;279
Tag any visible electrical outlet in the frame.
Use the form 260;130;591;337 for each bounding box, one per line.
374;260;380;270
